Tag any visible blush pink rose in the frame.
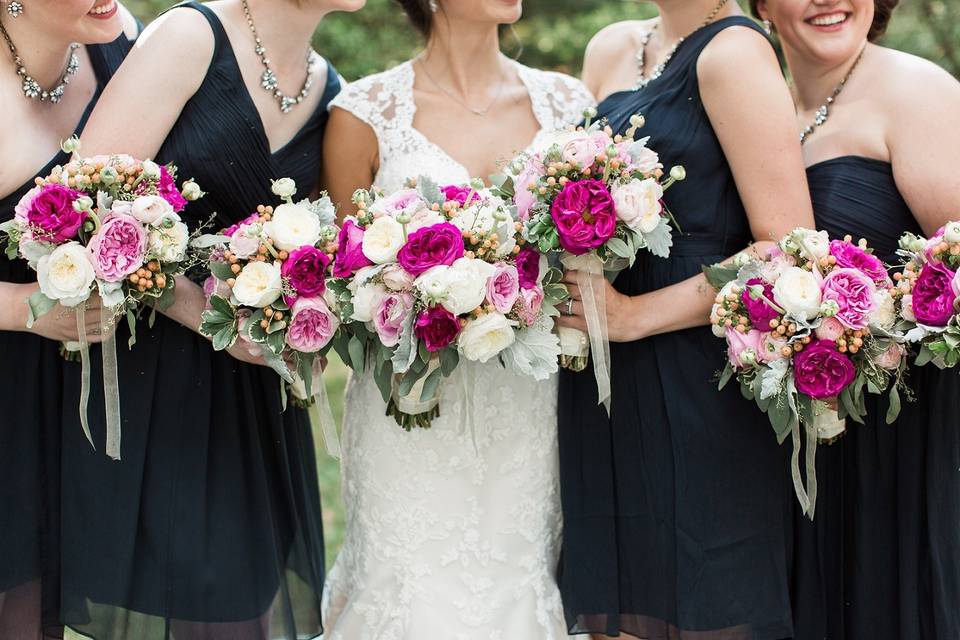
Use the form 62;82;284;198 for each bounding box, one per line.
793;340;856;400
516;286;544;326
333;218;373;278
381;264;416;291
397;222;465;276
373;291;414;347
911;262;957;327
223;213;260;238
24;183;85;243
285;297;339;353
815;316;846;342
370;188;423;219
758;332;789;363
550;179;617;255
414;305;460;352
924;228;945;263
820;268;878;330
486;263;520;314
87;213;147;283
873;343;905;371
514;161;542;221
725;327;763;369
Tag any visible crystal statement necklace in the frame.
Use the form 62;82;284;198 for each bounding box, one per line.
0;21;80;104
242;0;316;113
799;46;866;145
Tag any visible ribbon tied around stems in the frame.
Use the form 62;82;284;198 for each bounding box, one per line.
289;358;341;458
560;253;612;413
74;304;123;460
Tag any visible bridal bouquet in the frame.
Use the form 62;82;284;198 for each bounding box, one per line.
0;138;204;459
495;110;684;409
705;228;909;516
893;222;960;369
326;177;566;430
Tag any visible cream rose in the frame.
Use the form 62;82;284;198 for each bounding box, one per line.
793;228;830;260
361;215;405;264
148;214;190;263
228;223;262;259
416;258;495;316
264;203;321;251
458;312;517;363
131;195;174;225
901;294;917;322
773;266;822;320
350;281;387;323
232;261;282;308
37;242;96;306
869;288;897;330
611;178;663;234
943;221;960;244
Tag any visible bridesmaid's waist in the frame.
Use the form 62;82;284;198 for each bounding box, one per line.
668;232;751;257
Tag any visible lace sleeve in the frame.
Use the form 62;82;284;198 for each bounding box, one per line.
327;65;412;142
537;71;597;129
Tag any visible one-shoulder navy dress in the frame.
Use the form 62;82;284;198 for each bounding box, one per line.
0;33;135;638
792;156;960;639
58;4;339;638
557;17;794;640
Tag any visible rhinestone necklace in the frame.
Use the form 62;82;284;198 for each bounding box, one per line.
0;21;79;104
799;46;866;145
242;0;315;114
635;0;730;90
416;55;508;118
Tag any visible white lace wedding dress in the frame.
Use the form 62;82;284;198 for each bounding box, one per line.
321;60;594;640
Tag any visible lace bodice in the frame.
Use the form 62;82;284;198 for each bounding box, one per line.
329;59;595;191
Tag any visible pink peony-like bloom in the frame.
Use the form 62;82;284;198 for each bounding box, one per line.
829;240;889;285
924;228;945;263
333;218;373;278
281;245;329;302
486;263;520;314
24;183;85;244
515;246;541;290
550;179;617;255
793;340;856;399
912;262;957;327
397;222;465;276
414;305;460;352
873;342;905;371
373;291;414;347
370;188;423;219
202;275;230;302
726;327;763;369
87;213;147;283
514;161;542;221
758;332;789;363
741;278;780;327
516;286;544;326
815;316;846;342
157;166;187;212
820;268;878;330
285;297;339;353
561;133;601;169
440;185;481;207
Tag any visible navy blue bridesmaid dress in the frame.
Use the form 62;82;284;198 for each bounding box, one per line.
556;17;794;640
58;4;339;638
792;156;960;639
0;33;135;639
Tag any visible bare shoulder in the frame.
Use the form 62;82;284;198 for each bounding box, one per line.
134;5;216;63
876;46;960;113
698;23;777;79
583;20;651;71
116;2;140;40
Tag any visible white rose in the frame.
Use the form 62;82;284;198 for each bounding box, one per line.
141;160;162;181
793;228;830;260
232;261;282;308
181;180;203;202
760;254;797;284
611;178;663;234
381;264;415;291
37;242;95;306
264;203;321;251
361;216;405;264
271;177;297;199
229;223;262;259
450;203;497;235
944;222;960;244
627;142;661;175
350;281;387;323
131;195;174;224
901;294;916;322
416;258;495;316
405;209;445;233
148;214;190;263
773;266;822;320
458;313;517;363
869;288;897;330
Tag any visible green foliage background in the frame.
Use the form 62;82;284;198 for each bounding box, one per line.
127;0;960;79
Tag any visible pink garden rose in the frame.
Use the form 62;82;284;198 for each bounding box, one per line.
741;278;780;327
561;133;601;169
373;291;414;347
286;297;339;353
815;317;846;342
281;245;329;301
514;161;541;221
397;222;465;276
486;263;520;314
829;240;889;285
726;327;763;369
87;213;147;283
924;228;945;263
440;185;481;207
516;286;544;326
203;275;231;302
414;305;460;352
820;268;878;330
550;179;617;255
369;188;423;219
24;183;85;243
515;246;541;290
793;340;856;399
873;343;905;371
333;218;373;278
911;262;957;327
758;332;789;363
381;263;415;291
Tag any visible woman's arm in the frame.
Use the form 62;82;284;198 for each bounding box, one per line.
321;107;379;220
0;282;111;342
561;26;814;342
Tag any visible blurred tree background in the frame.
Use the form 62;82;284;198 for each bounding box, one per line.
127;0;959;79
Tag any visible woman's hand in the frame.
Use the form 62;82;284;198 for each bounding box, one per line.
226;337;268;368
0;282;113;343
558;270;644;343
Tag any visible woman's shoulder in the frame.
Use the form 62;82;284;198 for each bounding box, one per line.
328;61;414;130
585;19;653;64
873;46;960;102
517;63;595;126
131;4;218;65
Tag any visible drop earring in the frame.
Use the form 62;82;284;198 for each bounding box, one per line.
429;0;438;12
7;1;24;18
762;19;773;35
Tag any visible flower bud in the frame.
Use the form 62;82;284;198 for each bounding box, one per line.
469;178;484;191
740;349;758;366
60;136;81;155
733;252;752;268
748;284;765;300
99;166;119;186
583;106;598;119
820;299;840;317
181;180;204;201
669;166;687;182
142;160;162;181
271;177;297;199
395;211;412;225
943;221;960;244
629;114;645;129
72;196;93;212
493;208;509;222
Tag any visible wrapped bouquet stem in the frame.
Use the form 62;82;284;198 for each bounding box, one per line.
559;253;611;410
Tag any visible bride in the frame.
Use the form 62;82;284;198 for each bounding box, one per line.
320;0;593;637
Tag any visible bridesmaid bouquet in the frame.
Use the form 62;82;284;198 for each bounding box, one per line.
0;138;204;459
495;110;684;410
894;222;960;369
705;228;909;517
326;177;566;430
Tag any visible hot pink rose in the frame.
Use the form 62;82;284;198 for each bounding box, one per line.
514;161;542;221
726;327;763;369
24;183;85;243
829;240;889;285
285;297;339;353
741;278;779;327
911;262;957;327
373;292;414;347
333;218;373;278
281;245;329;302
793;340;856;399
515;246;541;290
414;305;460;352
397;222;465;276
486;263;520;314
815;316;846;342
516;286;544;326
820;268;878;330
440;185;481;207
158;166;187;212
87;213;147;283
550;179;617;255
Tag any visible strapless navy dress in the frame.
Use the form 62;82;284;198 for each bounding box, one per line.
58;4;339;638
0;34;134;638
792;156;960;639
557;17;794;640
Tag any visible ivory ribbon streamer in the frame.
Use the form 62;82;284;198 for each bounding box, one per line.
395;358;441;416
561;253;612;412
102;305;122;460
75;307;94;450
310;374;341;459
458;363;485;455
790;411;836;519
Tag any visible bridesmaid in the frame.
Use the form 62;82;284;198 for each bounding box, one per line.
0;1;137;637
57;0;360;638
751;0;960;638
556;1;815;638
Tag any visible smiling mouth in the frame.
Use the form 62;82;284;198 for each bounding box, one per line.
88;0;117;17
807;12;849;27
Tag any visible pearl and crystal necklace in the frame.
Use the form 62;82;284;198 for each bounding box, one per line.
635;0;730;90
799;46;866;145
0;20;79;104
241;0;316;114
